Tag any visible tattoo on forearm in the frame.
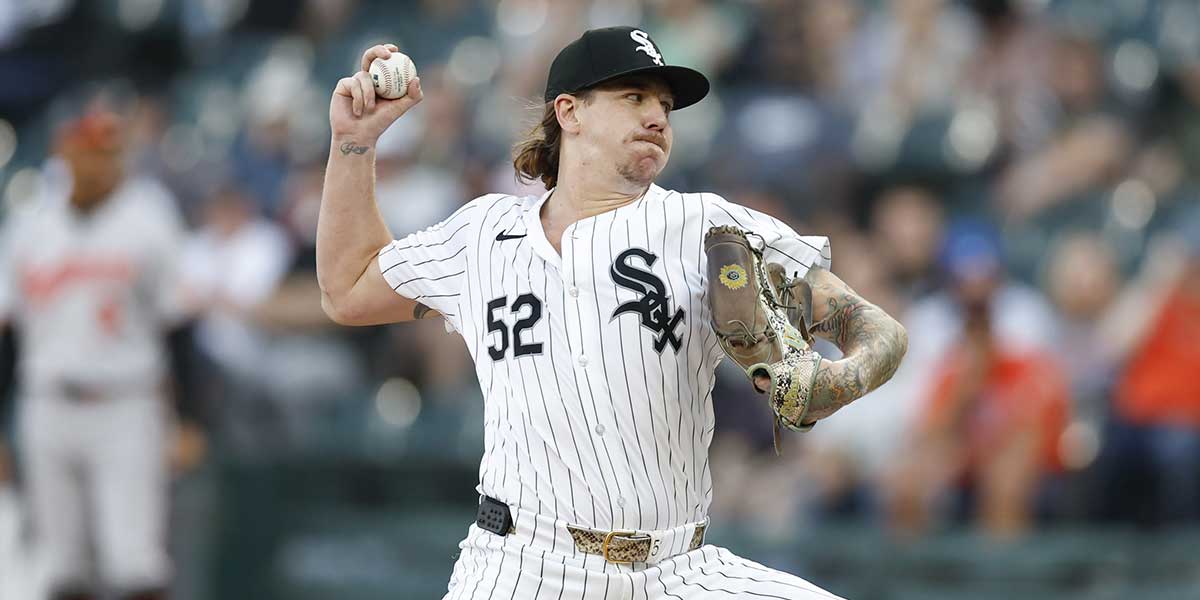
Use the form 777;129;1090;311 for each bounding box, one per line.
339;141;370;156
810;294;860;348
802;270;908;421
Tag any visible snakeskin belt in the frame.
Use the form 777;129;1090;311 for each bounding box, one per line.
565;523;707;564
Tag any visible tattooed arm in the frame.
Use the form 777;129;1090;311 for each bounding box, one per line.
317;44;427;325
801;266;907;422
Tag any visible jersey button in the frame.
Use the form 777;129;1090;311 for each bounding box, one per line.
568;287;579;297
594;423;605;435
577;356;589;367
617;497;626;508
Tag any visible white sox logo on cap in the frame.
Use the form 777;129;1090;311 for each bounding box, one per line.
630;30;664;66
544;26;708;108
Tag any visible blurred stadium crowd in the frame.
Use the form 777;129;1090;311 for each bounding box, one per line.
2;0;1200;598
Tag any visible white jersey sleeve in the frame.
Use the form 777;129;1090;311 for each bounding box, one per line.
378;195;495;331
705;194;832;276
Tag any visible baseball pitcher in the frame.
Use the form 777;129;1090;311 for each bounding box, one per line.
318;27;907;599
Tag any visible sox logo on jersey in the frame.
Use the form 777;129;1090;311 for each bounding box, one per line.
610;248;685;354
378;184;842;599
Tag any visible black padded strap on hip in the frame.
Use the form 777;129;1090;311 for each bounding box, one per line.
476;496;514;536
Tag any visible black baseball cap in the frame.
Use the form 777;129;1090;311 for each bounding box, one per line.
544;26;710;110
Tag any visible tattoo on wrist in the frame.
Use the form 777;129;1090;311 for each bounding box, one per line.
810;293;866;349
805;288;908;420
339;141;370;156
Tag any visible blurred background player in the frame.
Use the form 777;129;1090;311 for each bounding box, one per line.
0;109;193;600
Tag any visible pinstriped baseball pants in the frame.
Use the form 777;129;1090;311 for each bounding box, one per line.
442;508;845;600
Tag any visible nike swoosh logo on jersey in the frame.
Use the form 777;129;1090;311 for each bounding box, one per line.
496;231;526;241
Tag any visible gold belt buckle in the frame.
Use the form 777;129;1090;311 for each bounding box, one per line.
601;530;638;564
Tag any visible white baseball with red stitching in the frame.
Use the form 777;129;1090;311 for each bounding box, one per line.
369;52;416;99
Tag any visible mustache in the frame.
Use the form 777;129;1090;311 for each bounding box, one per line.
630;132;668;149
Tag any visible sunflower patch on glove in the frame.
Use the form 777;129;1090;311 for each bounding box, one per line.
704;225;822;450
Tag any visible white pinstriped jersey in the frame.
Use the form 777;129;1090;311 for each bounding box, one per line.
379;183;830;533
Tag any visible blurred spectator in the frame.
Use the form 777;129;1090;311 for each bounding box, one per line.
995;32;1132;223
959;0;1055;154
229;119;292;215
866;220;1058;469
845;0;977;120
794;0;861;100
207;163;368;455
1095;212;1200;525
181;185;292;384
887;221;1072;538
903;219;1060;373
890;297;1070;538
869;185;945;299
1042;231;1121;415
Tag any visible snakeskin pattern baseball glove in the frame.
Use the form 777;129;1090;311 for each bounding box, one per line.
704;225;821;450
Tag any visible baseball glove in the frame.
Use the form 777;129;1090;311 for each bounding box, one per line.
704;225;822;449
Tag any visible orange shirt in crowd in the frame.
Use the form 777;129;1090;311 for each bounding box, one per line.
922;347;1071;473
1116;287;1200;428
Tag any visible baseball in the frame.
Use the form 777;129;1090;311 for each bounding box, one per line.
369;52;417;100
